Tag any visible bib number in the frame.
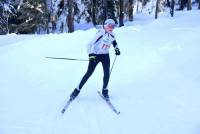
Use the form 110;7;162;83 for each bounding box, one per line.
101;44;110;50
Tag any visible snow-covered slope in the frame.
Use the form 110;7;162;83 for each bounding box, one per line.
0;10;200;134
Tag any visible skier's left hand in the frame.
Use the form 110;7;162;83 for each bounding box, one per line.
115;48;120;55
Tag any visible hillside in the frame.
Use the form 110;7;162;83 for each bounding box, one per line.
0;10;200;134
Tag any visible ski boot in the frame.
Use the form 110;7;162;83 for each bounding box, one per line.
102;89;109;101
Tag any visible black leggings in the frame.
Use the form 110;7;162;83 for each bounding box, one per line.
78;54;110;90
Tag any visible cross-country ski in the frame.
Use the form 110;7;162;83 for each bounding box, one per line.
97;91;120;115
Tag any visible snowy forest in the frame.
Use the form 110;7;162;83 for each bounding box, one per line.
1;0;200;133
0;0;200;34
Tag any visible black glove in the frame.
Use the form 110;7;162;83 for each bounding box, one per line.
115;48;120;55
89;54;96;61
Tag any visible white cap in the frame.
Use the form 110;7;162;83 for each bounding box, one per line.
104;19;115;26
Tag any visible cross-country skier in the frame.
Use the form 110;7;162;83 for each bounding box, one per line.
70;18;120;100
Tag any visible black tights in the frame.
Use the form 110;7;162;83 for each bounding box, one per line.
78;54;110;90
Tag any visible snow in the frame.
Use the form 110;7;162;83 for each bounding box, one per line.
0;10;200;134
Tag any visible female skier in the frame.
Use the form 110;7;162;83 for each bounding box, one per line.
70;19;120;100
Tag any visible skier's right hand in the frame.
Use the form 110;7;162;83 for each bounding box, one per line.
89;54;96;62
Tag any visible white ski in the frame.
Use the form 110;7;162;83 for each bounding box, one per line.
97;91;120;115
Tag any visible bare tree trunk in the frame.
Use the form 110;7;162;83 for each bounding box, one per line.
1;5;9;34
51;0;56;33
67;0;74;33
199;0;200;9
128;0;134;21
92;0;97;26
187;0;192;10
0;9;6;34
166;0;170;7
6;11;9;34
43;0;49;34
142;0;145;10
170;0;175;17
155;0;160;19
179;0;187;10
119;0;124;27
60;22;64;33
136;0;139;13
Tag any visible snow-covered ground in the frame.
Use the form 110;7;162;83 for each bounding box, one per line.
0;10;200;134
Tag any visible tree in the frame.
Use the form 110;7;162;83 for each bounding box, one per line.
50;0;57;33
155;0;160;19
78;0;96;25
67;0;74;33
91;0;97;25
178;0;187;10
107;0;117;21
199;0;200;9
0;2;8;34
128;0;134;21
103;0;108;21
119;0;124;27
94;0;108;25
178;0;192;10
0;0;16;34
136;0;145;13
170;0;175;17
187;0;192;10
17;0;48;34
43;0;50;34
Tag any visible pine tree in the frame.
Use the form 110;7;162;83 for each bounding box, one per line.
95;0;106;24
79;0;94;24
79;0;114;26
102;0;107;21
0;0;16;34
10;0;48;34
107;0;117;22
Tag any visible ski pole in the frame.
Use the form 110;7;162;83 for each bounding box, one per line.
46;56;88;61
110;55;117;75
